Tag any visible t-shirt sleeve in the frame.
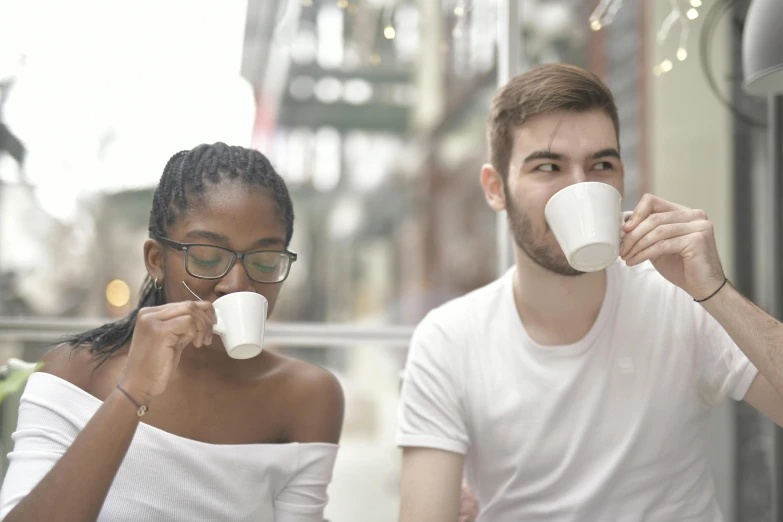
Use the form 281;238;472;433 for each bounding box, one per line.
396;312;469;455
695;303;759;406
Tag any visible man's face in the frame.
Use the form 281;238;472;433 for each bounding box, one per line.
502;109;624;276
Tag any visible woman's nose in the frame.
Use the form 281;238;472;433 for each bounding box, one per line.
214;260;254;296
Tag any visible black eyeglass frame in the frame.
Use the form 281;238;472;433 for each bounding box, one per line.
153;235;298;284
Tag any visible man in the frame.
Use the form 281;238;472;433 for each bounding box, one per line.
396;63;783;521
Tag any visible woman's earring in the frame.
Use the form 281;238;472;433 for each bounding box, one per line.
154;277;163;290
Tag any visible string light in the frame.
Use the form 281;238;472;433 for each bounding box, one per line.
676;47;688;61
377;0;471;62
380;4;396;49
451;1;470;40
588;0;699;76
654;0;692;74
589;0;624;31
656;1;682;44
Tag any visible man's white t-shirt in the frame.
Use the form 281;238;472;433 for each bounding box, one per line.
396;261;758;521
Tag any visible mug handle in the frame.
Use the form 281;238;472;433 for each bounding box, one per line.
212;310;226;336
620;210;634;238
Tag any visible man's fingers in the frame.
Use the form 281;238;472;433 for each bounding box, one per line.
621;209;707;257
625;235;690;266
622;220;710;261
626;194;690;230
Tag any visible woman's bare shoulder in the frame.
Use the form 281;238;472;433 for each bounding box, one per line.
38;344;96;391
270;352;345;444
39;344;126;397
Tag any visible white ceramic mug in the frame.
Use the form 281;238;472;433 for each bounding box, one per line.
544;182;632;273
211;292;268;359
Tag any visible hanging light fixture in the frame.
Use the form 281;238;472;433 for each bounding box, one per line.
742;0;783;95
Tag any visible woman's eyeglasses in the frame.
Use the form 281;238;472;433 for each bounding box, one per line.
154;236;297;284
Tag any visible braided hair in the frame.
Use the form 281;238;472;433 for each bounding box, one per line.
60;143;294;365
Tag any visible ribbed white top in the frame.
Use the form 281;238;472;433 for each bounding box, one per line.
1;373;339;521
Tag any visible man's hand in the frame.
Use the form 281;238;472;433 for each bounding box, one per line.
619;193;726;300
458;485;479;522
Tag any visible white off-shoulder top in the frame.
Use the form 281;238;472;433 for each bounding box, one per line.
0;373;339;521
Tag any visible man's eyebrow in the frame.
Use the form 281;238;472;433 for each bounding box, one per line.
522;148;621;164
588;148;621;160
523;150;568;164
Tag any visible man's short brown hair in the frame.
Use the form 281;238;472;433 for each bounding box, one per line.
488;63;620;179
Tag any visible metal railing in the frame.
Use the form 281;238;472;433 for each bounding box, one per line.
0;317;413;348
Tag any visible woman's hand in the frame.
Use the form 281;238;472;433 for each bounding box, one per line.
118;300;216;405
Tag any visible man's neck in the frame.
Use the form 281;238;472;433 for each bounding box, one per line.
512;250;608;346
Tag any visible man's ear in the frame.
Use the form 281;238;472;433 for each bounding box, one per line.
143;239;165;283
480;163;507;212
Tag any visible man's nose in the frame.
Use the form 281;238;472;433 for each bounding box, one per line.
569;168;588;184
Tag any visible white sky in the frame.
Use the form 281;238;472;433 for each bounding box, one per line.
0;0;254;220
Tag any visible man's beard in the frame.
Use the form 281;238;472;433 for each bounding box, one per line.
504;188;584;277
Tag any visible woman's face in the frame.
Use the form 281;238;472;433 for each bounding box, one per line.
145;181;290;320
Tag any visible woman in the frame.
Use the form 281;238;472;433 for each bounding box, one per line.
0;143;344;521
